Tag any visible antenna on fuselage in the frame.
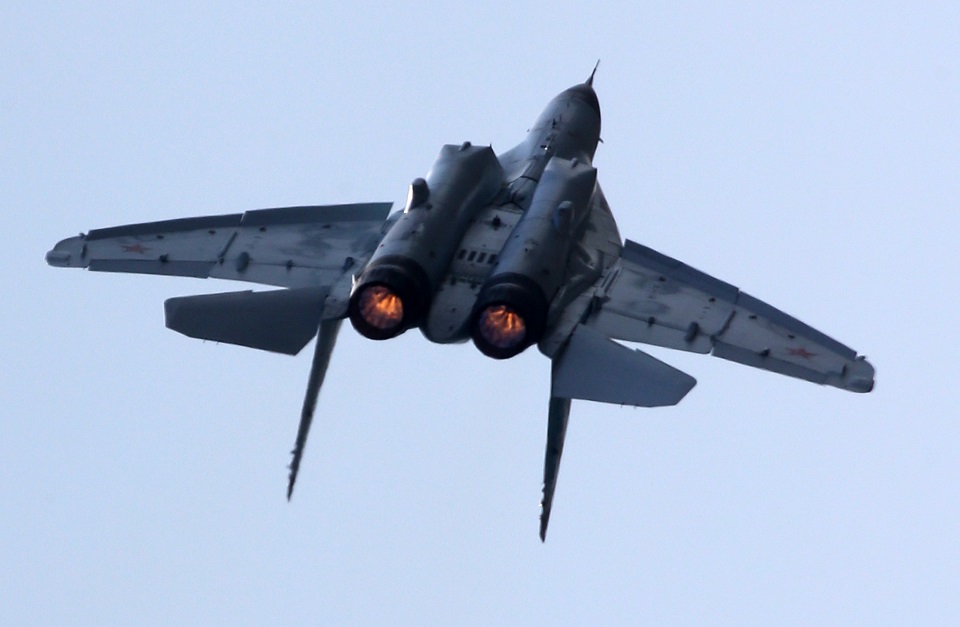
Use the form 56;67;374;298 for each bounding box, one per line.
586;59;600;86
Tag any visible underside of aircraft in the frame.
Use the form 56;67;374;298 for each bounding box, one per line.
47;69;874;540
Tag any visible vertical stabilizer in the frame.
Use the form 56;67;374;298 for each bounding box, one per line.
539;388;572;542
287;319;343;499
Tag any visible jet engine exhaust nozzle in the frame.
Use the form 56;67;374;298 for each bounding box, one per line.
348;256;432;341
471;274;548;360
353;284;405;336
475;304;528;356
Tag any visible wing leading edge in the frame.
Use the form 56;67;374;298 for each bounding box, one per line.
583;239;875;393
46;202;392;290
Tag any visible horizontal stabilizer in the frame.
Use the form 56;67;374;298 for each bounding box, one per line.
552;324;696;407
164;287;328;355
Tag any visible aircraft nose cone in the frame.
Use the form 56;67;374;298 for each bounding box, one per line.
563;83;600;117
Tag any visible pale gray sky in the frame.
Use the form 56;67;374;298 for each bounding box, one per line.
3;2;958;624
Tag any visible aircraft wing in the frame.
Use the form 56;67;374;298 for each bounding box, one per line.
45;202;392;289
583;239;875;393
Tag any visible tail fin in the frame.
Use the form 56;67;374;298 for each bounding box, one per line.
539;393;571;542
287;319;343;499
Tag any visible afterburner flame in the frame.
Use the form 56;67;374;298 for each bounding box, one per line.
477;304;527;349
358;285;404;331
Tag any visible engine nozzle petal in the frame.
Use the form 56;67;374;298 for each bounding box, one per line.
357;285;404;332
477;304;527;351
470;273;549;359
348;255;432;341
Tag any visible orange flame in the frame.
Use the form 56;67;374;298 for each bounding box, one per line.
358;285;404;331
478;304;527;349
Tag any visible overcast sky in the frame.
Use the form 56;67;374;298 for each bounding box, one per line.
3;2;958;625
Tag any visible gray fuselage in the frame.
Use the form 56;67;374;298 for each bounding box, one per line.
347;80;618;357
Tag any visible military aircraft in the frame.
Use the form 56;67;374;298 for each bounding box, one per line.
46;68;874;540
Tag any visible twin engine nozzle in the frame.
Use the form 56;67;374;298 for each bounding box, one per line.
349;261;550;360
348;148;597;361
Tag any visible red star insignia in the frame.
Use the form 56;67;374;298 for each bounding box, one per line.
788;347;816;359
122;243;150;254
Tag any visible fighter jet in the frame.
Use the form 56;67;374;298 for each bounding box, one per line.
46;69;874;540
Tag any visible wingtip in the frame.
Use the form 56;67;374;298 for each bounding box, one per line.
46;234;87;268
838;355;875;393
